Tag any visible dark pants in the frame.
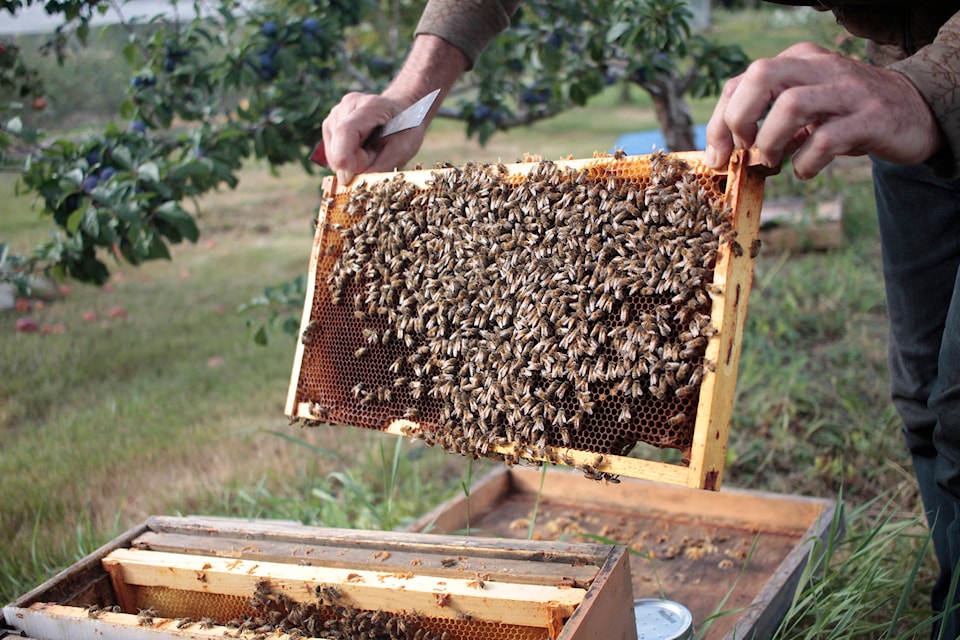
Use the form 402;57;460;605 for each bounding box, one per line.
874;157;960;638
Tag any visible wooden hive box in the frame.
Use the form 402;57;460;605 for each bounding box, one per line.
3;516;637;640
405;467;839;640
286;149;774;491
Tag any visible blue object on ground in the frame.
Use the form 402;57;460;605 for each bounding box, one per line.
611;124;707;154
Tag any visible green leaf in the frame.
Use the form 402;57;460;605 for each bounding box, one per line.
80;208;100;239
146;235;172;260
137;161;160;183
122;40;138;65
606;21;632;43
253;325;269;345
112;146;133;170
5;116;23;134
171;161;211;180
66;206;85;234
281;316;300;336
154;201;200;243
64;168;85;186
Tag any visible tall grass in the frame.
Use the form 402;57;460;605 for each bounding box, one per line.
774;495;941;639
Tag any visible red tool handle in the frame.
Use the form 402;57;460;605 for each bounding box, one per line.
310;142;328;168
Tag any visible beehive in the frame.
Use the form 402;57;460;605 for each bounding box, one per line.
286;149;773;490
3;516;636;640
405;467;840;640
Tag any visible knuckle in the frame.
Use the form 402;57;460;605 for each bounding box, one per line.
744;57;777;85
719;76;741;100
774;89;804;119
786;41;824;56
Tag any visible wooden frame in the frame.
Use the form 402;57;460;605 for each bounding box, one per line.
404;467;840;640
4;516;638;640
285;149;773;490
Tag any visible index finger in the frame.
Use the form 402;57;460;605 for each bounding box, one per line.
705;74;742;169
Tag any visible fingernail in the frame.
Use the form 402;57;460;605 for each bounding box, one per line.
704;145;718;168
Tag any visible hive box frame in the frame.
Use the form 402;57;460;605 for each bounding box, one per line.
4;516;637;640
405;467;840;640
286;149;773;490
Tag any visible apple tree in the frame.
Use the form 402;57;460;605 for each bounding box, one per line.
1;0;746;304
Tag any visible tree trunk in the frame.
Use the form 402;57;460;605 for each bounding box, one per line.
645;76;697;152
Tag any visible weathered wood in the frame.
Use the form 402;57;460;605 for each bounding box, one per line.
143;516;614;567
403;466;838;640
723;504;843;640
558;545;636;640
7;604;306;640
102;548;586;628
129;531;600;585
506;467;828;534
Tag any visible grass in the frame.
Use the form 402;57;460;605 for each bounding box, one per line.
0;6;943;638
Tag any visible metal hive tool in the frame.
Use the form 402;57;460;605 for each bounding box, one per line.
286;149;772;490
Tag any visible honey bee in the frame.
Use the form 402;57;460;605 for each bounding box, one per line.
136;607;157;627
85;604;105;619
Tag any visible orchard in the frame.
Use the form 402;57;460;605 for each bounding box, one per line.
0;0;747;298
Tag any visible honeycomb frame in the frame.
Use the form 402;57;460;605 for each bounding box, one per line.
286;149;772;490
3;516;636;640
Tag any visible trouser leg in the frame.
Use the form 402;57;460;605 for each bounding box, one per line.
873;157;960;638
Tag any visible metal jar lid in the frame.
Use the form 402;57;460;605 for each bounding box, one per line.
633;598;694;640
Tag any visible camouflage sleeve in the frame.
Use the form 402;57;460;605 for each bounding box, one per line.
889;11;960;179
414;0;523;70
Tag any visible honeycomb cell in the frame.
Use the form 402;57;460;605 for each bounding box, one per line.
132;585;253;622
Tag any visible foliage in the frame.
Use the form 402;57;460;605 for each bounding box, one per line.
773;495;944;639
0;0;746;292
465;0;747;147
219;434;459;531
240;273;307;345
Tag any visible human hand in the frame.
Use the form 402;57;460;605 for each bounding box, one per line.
321;92;427;185
705;42;943;179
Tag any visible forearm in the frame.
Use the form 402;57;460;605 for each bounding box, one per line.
382;34;469;112
888;11;960;179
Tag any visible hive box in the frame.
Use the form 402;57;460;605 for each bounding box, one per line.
405;467;839;640
3;516;637;640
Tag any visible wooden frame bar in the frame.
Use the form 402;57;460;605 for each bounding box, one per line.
285;149;774;491
102;548;585;627
4;516;638;640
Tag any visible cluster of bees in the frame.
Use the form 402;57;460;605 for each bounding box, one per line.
119;581;447;640
318;153;733;480
236;580;447;640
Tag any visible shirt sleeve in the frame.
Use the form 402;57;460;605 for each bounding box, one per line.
414;0;523;70
888;11;960;179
